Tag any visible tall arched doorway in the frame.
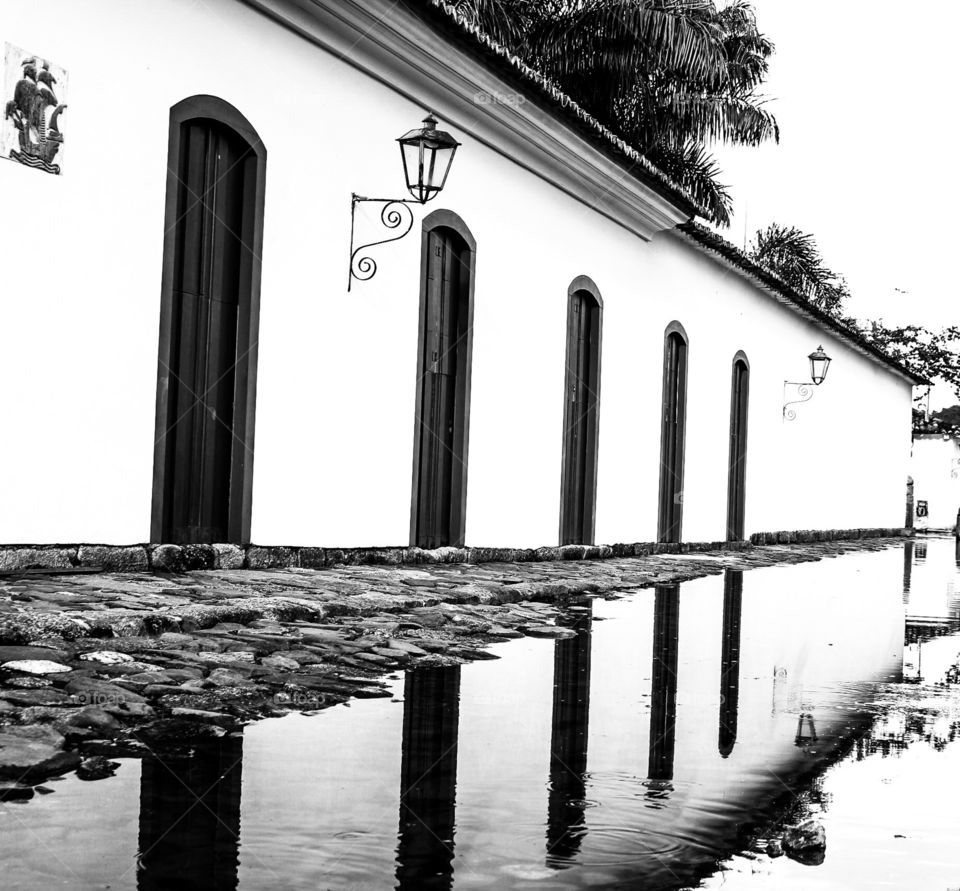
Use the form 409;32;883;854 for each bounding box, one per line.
560;276;603;545
657;322;688;543
151;96;266;544
410;211;475;549
726;352;750;541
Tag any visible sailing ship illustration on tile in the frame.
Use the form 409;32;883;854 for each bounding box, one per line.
2;43;68;174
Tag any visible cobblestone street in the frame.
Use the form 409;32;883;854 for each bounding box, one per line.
0;536;915;789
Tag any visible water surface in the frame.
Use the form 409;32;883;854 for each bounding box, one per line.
3;539;958;889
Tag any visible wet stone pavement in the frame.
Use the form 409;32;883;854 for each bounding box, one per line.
0;537;909;796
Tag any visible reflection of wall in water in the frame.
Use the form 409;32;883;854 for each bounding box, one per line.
903;538;960;630
396;667;461;891
137;734;243;891
728;553;904;770
546;604;593;867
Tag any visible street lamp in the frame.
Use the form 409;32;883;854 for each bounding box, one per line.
783;345;832;421
808;345;831;385
349;113;461;290
397;115;461;204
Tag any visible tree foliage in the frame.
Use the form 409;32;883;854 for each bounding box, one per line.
931;404;960;427
449;0;778;225
748;224;850;315
858;322;960;398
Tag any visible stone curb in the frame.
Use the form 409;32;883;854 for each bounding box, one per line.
748;527;912;545
0;527;911;574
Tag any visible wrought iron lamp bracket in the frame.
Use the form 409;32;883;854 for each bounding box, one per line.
782;380;814;421
348;194;420;291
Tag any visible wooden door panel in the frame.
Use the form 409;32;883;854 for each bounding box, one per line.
416;231;467;549
726;362;749;541
163;121;249;543
561;292;600;545
658;333;687;544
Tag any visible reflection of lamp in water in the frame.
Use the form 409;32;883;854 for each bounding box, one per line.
718;570;743;758
396;667;461;891
546;603;593;868
795;713;818;748
932;714;952;751
137;733;244;890
903;641;922;682
872;709;908;756
648;585;680;787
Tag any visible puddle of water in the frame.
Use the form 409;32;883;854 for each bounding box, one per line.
2;539;960;889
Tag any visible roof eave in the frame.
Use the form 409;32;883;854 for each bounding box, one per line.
407;0;704;219
677;222;929;387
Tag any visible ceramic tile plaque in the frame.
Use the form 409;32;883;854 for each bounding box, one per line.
1;43;68;175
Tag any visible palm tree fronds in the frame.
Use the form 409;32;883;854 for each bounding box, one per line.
748;224;850;313
444;0;779;226
647;140;734;226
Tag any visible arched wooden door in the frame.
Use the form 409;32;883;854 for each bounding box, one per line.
657;323;688;543
152;96;265;544
560;277;602;545
411;213;475;549
726;353;750;541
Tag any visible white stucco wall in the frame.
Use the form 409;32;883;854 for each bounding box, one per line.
910;436;960;529
0;0;914;546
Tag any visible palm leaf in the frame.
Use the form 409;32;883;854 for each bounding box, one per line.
445;0;779;226
647;139;734;225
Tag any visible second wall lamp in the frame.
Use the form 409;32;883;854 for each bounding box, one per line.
348;114;461;290
783;346;832;420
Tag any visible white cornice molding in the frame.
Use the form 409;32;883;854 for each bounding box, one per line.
238;0;691;240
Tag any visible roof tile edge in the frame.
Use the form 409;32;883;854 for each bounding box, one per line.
677;221;929;386
417;0;704;218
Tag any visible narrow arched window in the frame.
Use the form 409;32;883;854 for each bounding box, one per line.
657;323;688;543
151;96;266;544
726;353;750;541
560;277;603;545
410;211;476;549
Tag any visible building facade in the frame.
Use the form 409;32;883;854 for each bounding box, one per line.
0;0;920;551
910;434;960;530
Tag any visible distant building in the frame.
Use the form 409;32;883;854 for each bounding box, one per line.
910;423;960;530
0;0;922;551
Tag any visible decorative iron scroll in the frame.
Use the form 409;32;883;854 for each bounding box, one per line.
782;381;814;421
348;194;417;291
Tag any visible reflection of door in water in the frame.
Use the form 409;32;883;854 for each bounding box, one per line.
648;585;680;782
162;120;256;543
415;228;469;549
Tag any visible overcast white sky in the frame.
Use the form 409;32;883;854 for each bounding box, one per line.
712;1;958;342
